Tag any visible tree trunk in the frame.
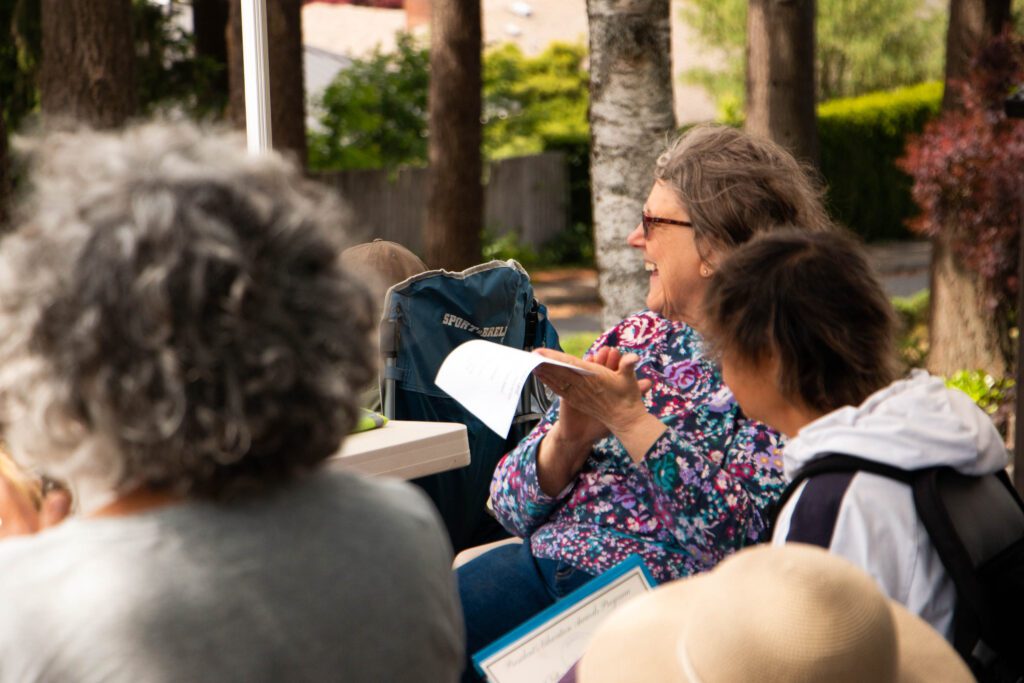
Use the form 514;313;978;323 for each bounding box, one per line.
0;113;9;231
943;0;1011;109
928;238;1008;376
745;0;818;165
424;0;482;270
588;0;675;328
192;0;230;113
39;0;135;128
927;0;1011;377
227;0;307;166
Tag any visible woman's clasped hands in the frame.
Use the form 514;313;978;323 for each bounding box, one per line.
531;347;668;496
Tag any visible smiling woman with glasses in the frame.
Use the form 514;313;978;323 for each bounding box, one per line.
456;124;836;682
641;212;692;239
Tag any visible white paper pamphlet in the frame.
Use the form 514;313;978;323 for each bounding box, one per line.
472;556;657;683
434;339;592;437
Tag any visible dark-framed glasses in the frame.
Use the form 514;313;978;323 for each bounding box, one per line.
642;212;692;239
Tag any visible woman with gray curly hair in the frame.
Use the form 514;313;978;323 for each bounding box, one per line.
0;121;463;682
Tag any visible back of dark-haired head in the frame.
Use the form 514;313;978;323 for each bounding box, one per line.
702;229;900;414
654;125;834;261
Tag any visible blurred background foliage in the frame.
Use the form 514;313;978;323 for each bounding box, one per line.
819;81;942;242
680;0;946;120
309;37;588;170
309;33;429;170
0;0;225;128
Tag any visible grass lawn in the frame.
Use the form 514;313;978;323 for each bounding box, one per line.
560;330;601;358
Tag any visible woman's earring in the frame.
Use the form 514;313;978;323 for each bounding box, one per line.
700;265;713;278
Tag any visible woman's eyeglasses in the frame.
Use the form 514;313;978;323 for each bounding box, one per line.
642;213;692;239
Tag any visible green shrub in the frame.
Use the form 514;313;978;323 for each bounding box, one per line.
819;82;943;242
481;230;541;270
309;33;429;171
482;43;588;159
945;370;1015;415
892;289;930;369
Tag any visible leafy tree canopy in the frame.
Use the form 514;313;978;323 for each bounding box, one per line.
309;33;429;171
680;0;947;118
482;42;588;158
308;36;588;171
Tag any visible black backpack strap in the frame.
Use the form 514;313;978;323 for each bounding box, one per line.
773;452;1024;679
523;298;539;351
768;453;914;539
911;467;1024;676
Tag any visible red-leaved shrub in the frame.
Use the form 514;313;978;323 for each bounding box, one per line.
898;32;1024;320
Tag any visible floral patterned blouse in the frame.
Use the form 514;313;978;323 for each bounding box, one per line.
490;311;786;583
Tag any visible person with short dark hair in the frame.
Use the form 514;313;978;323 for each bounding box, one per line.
700;229;1009;639
0;121;463;682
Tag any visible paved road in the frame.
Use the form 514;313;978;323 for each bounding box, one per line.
533;241;932;336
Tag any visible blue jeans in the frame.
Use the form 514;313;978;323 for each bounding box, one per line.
456;540;596;682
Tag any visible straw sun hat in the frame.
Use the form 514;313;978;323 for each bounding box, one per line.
577;544;972;683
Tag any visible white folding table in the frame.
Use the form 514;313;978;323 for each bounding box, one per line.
328;420;470;480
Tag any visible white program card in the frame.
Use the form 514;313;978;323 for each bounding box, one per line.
472;556;657;683
435;339;592;437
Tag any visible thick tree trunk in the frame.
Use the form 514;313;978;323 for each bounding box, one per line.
192;0;230;112
745;0;818;165
227;0;307;166
39;0;135;128
943;0;1011;109
927;0;1011;377
424;0;482;270
928;238;1008;376
0;113;8;231
588;0;675;328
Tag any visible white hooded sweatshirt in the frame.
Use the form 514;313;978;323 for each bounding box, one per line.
772;370;1009;639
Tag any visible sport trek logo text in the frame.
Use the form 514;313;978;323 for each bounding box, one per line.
441;313;508;339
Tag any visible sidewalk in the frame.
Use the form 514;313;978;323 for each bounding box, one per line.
532;241;932;336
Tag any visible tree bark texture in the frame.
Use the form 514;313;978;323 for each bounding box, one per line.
943;0;1011;109
745;0;819;165
927;238;1008;376
0;113;9;231
424;0;483;270
588;0;675;328
228;0;307;166
39;0;135;128
927;0;1011;377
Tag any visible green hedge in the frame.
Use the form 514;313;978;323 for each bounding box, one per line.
527;81;942;263
818;82;943;242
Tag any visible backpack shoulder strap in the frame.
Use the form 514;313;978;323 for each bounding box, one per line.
911;467;1024;672
769;452;914;537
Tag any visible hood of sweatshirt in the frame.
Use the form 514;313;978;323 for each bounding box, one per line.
784;370;1009;480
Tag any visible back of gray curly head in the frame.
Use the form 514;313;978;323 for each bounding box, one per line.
0;120;376;501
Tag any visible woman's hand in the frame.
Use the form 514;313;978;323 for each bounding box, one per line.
533;347;651;432
533;347;666;467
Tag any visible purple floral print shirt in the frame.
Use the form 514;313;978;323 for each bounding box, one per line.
490;311;785;583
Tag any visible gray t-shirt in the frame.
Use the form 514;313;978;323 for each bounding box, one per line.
0;469;464;682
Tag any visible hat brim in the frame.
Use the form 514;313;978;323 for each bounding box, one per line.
889;601;973;683
577;574;972;683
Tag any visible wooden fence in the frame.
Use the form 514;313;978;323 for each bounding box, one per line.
317;151;569;255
